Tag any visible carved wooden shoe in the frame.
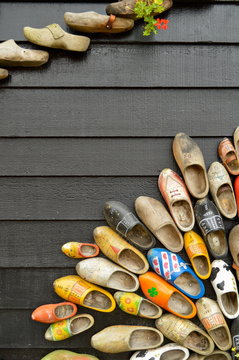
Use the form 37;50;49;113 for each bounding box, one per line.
31;302;77;323
188;351;232;360
24;24;90;52
218;137;239;176
130;343;190;360
76;257;139;292
45;313;94;341
64;11;134;33
156;314;214;355
0;68;8;79
0;39;49;67
229;225;239;281
41;350;100;360
114;291;162;319
61;242;99;258
91;325;164;353
231;315;239;360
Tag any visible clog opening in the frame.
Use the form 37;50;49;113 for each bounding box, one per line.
168;292;193;316
221;291;238;315
161;349;186;360
207;231;227;257
70;316;91;335
83;290;112;310
225;152;239;173
171;200;193;229
127;224;153;248
55;304;75;318
217;184;236;216
129;329;161;349
108;271;137;291
209;326;230;348
193;256;209;277
155;224;182;249
206;355;229;360
80;245;98;257
184;331;210;351
139;299;161;318
174;272;201;296
119;249;145;272
184;165;207;196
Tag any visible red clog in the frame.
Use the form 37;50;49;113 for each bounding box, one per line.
31;302;77;323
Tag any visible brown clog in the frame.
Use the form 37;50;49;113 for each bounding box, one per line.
229;224;239;281
218;138;239;176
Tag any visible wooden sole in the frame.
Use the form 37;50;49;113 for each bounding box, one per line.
193;256;209;277
108;271;138;291
55;304;74;318
221;292;238;316
155;223;182;250
70;316;92;335
83;291;112;310
168;292;193;316
119;249;145;273
127;223;154;248
207;230;227;257
129;329;161;349
172;200;193;229
217;184;236;217
184;331;210;352
161;350;187;360
185;165;207;197
174;272;200;297
139;299;162;318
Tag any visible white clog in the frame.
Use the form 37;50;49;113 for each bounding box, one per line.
130;343;190;360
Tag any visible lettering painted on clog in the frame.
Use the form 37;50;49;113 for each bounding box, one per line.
116;212;138;236
201;313;225;330
68;282;88;303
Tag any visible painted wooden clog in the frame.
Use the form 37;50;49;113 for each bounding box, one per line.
173;133;209;198
0;68;8;79
135;196;184;252
229;225;239;281
53;275;116;312
184;231;211;280
208;161;237;219
93;226;149;274
139;271;197;319
103;200;155;250
31;302;77;323
158;168;195;232
91;325;164;353
231;315;239;360
45;314;94;341
210;260;239;319
114;291;162;319
188;351;232;360
61;242;99;259
194;197;228;259
41;350;100;360
130;343;190;360
147;248;205;299
196;297;232;351
76;257;139;292
218;137;239;176
156;314;214;355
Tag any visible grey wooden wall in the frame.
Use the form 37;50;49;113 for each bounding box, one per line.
1;1;239;359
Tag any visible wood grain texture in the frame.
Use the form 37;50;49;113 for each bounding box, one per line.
1;89;239;137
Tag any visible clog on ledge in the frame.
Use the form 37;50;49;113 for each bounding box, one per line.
31;302;77;323
41;350;100;360
62;242;99;259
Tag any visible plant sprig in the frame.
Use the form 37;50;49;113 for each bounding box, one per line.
134;0;166;36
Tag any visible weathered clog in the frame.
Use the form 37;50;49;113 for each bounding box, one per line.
231;315;239;360
24;24;90;52
64;11;134;33
156;314;214;355
41;350;100;360
188;351;232;360
135;196;183;252
93;226;149;274
218;138;239;176
61;242;99;258
76;257;139;292
45;314;94;341
229;225;239;281
53;275;116;312
130;343;190;360
31;302;77;323
173;133;209;198
158;168;195;232
139;271;197;319
194;197;228;259
0;39;49;67
208;161;237;218
91;325;164;353
103;200;155;250
114;291;162;319
0;68;8;79
234;126;239;159
148;248;205;299
184;231;211;280
210;260;239;319
196;297;232;351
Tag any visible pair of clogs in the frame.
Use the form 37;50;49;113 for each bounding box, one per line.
41;350;99;360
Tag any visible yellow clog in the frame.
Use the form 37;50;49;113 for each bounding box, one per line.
53;275;116;312
184;231;211;280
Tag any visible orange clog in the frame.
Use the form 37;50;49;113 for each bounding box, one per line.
61;242;99;258
218;138;239;176
31;302;77;323
139;272;196;319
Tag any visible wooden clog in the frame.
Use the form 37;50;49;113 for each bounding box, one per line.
135;196;184;252
93;226;149;274
156;314;215;355
24;24;90;52
188;351;232;360
76;257;139;292
45;314;94;341
234;126;239;158
91;325;164;353
61;242;99;258
31;302;77;323
53;275;116;312
229;225;239;281
184;231;211;280
173;133;209;198
210;260;239;319
218;138;239;176
158;168;195;232
194;197;228;259
231;315;239;359
41;350;100;360
196;297;232;351
64;11;134;33
139;271;197;319
208;161;237;218
234;175;239;217
130;343;190;360
104;200;155;250
114;291;162;319
0;68;8;79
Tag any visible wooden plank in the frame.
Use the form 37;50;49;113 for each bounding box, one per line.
1;3;239;43
1;89;239;137
0;137;224;176
1;44;239;88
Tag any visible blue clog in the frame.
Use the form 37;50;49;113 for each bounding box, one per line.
147;248;205;299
